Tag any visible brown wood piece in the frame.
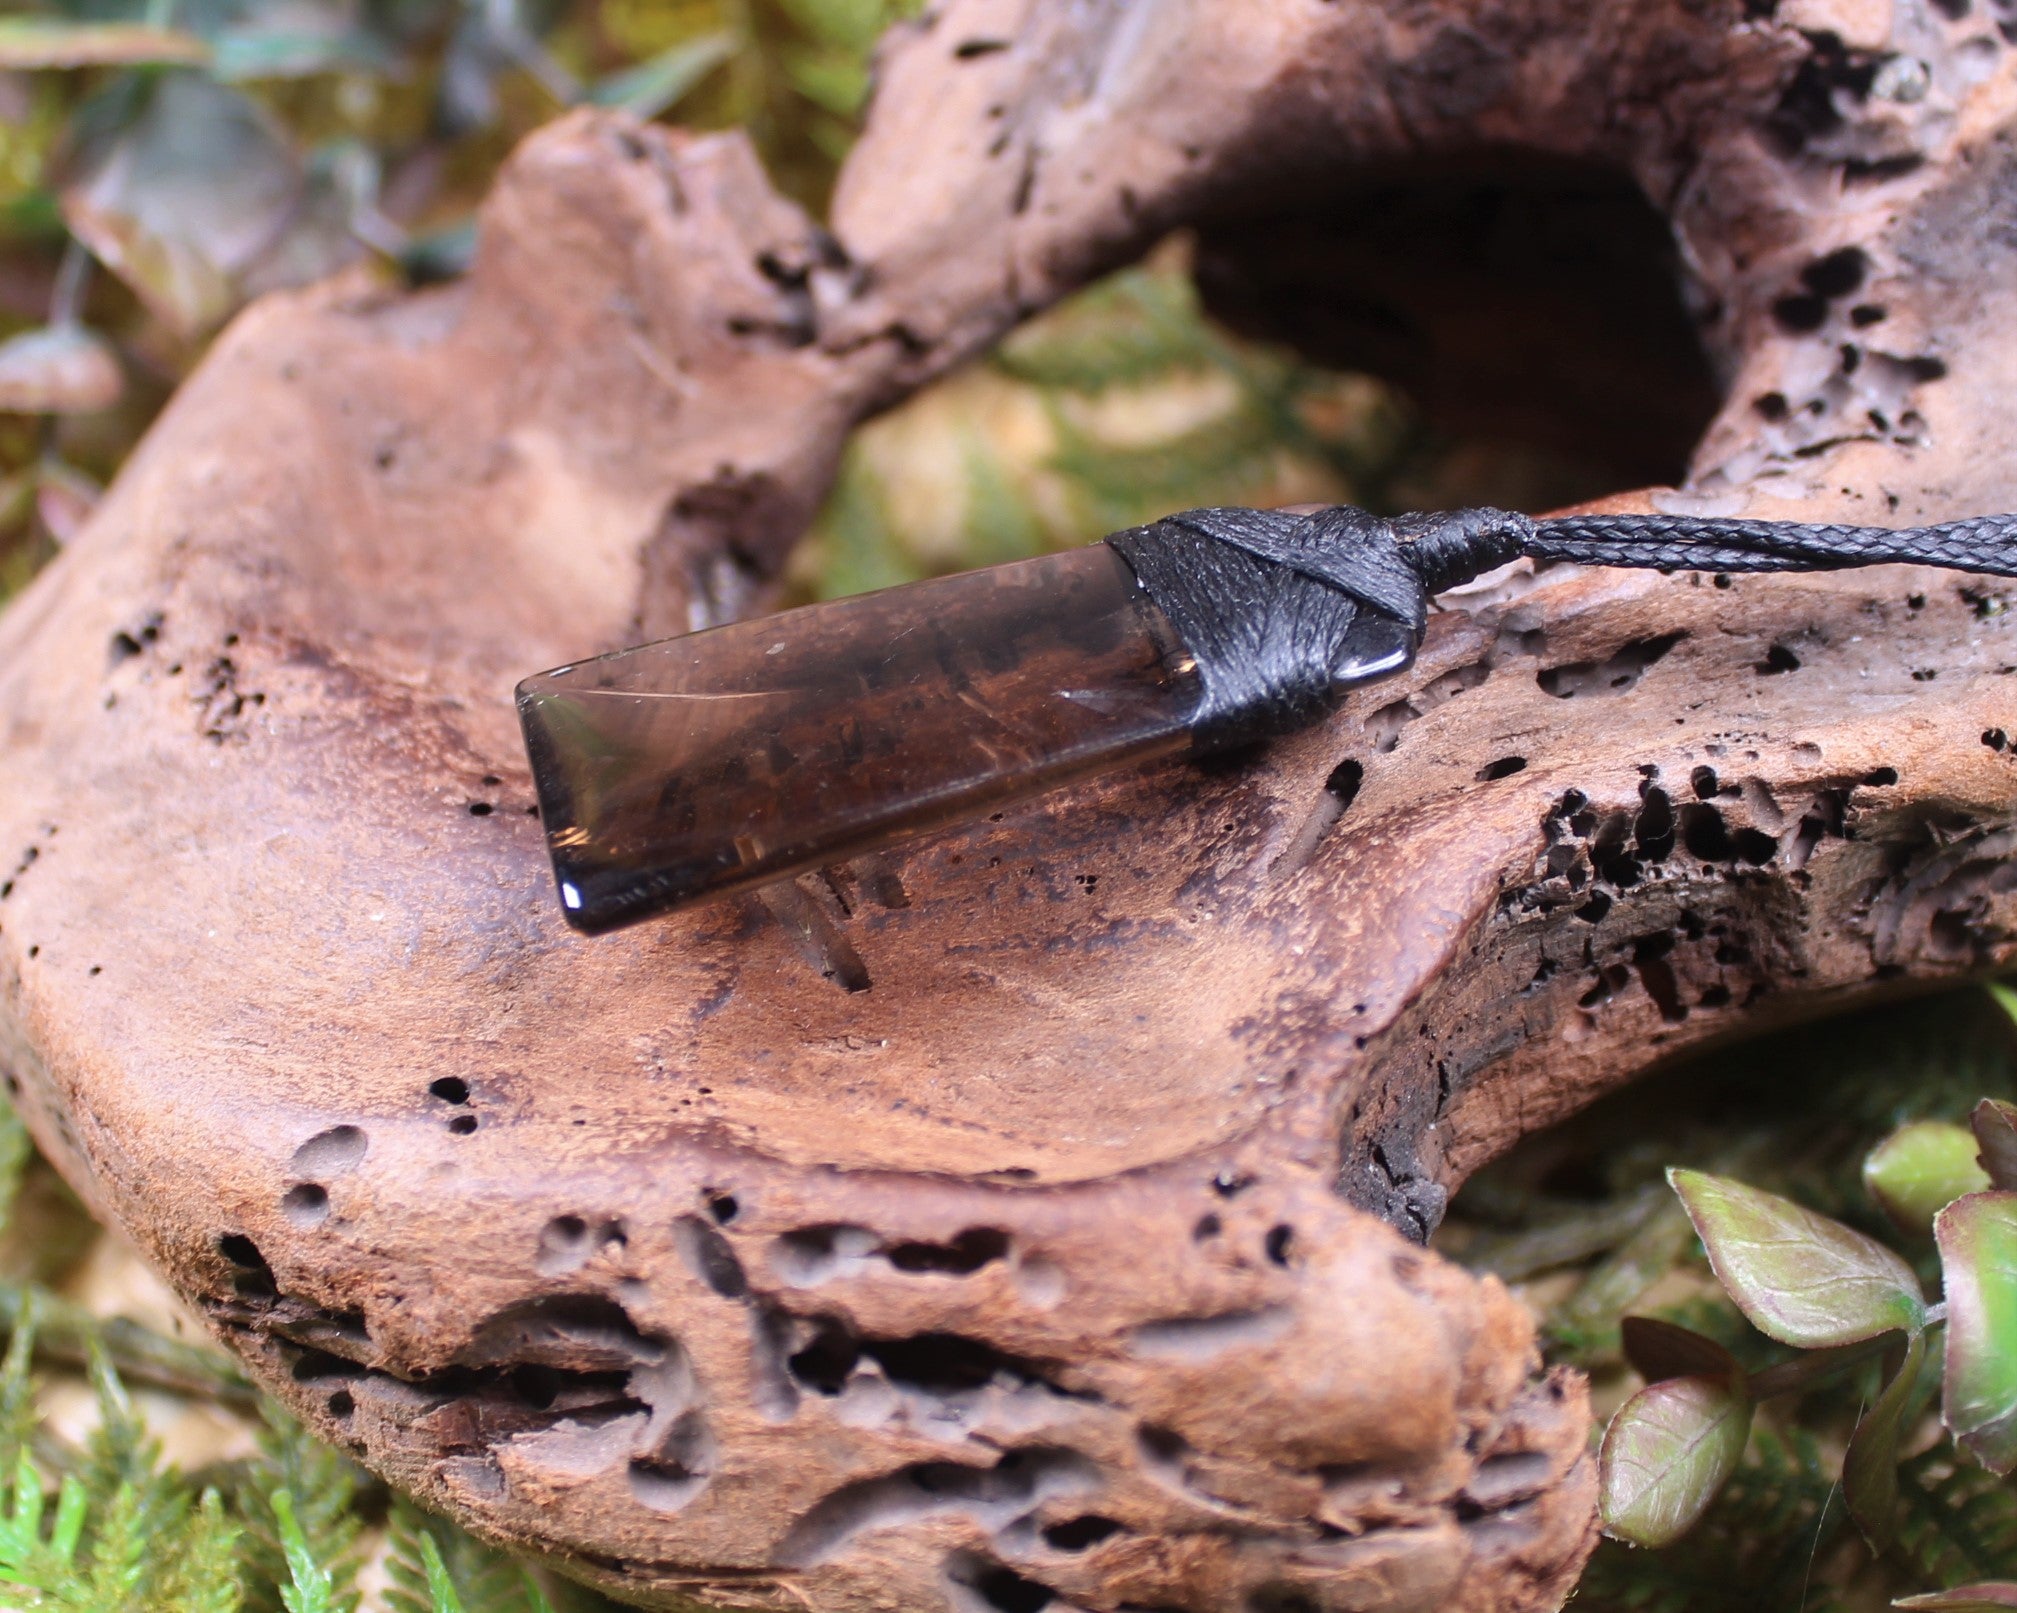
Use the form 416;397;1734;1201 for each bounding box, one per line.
2;3;2015;1609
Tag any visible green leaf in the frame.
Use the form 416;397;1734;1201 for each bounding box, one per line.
586;33;735;121
808;445;920;600
1460;1182;1669;1282
1868;1120;1993;1233
0;1090;34;1233
159;1488;243;1613
81;1337;156;1490
1845;1328;1928;1549
1670;1167;1926;1346
783;43;872;118
1620;1315;1742;1384
1601;1372;1754;1547
418;1530;465;1613
1897;1589;2017;1610
384;1499;558;1613
239;1410;363;1613
0;20;209;69
270;1485;356;1613
11;1448;44;1545
956;433;1049;568
1939;1190;2017;1473
1975;1099;2017;1192
1893;1440;2017;1590
0;1465;90;1595
81;1480;154;1606
70;1343;200;1608
0;1293;39;1476
775;0;892;51
1581;1421;1851;1613
1544;1198;1699;1362
58;72;302;337
48;1472;86;1564
210;26;393;81
996;267;1221;395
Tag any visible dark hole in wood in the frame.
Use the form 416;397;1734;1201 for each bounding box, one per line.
1042;1515;1122;1551
1193;150;1719;492
886;1227;1011;1274
970;1564;1053;1613
1800;246;1868;299
218;1233;266;1270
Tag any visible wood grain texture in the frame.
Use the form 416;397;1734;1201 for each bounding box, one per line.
1;2;2016;1609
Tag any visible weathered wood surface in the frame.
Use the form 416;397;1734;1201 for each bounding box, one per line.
1;1;2015;1609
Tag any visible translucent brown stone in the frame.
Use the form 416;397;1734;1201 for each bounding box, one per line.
518;543;1204;932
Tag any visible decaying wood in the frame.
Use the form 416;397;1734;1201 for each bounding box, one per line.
1;1;2015;1608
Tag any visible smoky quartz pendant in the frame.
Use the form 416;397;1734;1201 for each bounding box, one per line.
519;545;1205;933
518;516;1423;934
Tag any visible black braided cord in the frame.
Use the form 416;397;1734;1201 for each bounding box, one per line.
1106;502;2017;754
1531;511;2017;578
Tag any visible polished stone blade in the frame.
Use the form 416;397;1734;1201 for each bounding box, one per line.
518;543;1203;932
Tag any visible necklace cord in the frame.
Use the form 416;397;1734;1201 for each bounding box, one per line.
1530;510;2017;579
1104;503;2017;752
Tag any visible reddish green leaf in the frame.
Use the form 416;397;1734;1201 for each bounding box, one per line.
1671;1168;1926;1346
0;326;121;415
1621;1315;1741;1384
1939;1190;2017;1473
1896;1588;2017;1610
1973;1100;2017;1193
1600;1372;1753;1547
0;20;208;69
1867;1121;1991;1233
1844;1328;1926;1548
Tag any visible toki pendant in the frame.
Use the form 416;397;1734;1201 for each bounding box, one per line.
518;508;1429;934
520;545;1202;933
518;496;2017;932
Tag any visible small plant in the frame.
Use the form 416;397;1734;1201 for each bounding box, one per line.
1599;1091;2017;1608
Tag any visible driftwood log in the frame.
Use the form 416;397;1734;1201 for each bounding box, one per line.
3;0;2017;1608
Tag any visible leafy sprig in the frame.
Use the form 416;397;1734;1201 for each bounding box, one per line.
1596;1064;2017;1612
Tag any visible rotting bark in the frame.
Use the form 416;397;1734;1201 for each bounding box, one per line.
1;1;2015;1610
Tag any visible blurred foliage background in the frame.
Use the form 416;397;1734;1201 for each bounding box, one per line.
0;0;929;599
0;0;1610;610
0;0;2008;1609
